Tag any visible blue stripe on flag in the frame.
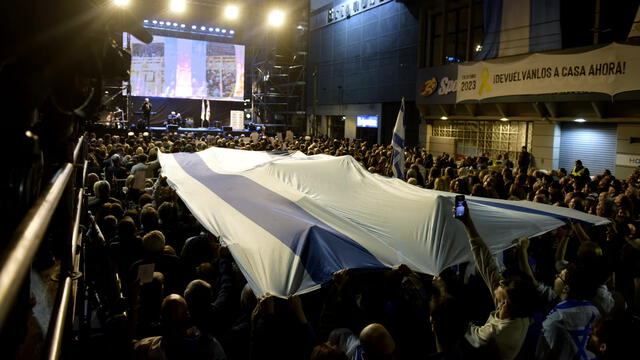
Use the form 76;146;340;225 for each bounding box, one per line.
171;153;387;286
392;133;405;149
467;198;594;225
476;0;503;60
529;0;562;53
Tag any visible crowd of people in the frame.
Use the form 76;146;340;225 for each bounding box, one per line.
84;131;640;360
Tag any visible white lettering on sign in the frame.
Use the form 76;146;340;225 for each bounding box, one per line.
328;0;392;24
438;77;457;95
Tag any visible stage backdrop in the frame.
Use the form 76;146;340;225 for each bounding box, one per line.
131;96;244;127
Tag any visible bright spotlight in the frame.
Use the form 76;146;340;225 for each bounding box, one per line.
201;26;206;30
215;28;220;32
267;9;285;27
152;20;158;24
225;5;239;20
114;0;129;7
143;19;149;23
191;25;197;29
159;21;165;25
229;30;235;35
440;116;448;120
170;0;186;13
574;118;586;123
180;24;186;28
172;22;178;27
221;29;227;33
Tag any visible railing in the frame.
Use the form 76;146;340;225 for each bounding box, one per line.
46;136;87;360
0;163;74;327
0;134;86;359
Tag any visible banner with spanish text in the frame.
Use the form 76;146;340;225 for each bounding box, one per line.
457;43;640;102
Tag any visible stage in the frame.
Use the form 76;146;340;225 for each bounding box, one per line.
148;126;253;137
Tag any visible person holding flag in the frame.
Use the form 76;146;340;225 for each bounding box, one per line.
391;98;406;179
201;99;206;127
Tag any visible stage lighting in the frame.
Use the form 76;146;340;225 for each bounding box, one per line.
144;19;149;23
159;21;165;25
172;22;178;27
114;0;129;6
153;20;158;24
180;24;186;28
209;27;214;31
229;30;235;34
225;5;239;20
267;9;285;27
201;26;206;30
215;28;220;32
170;0;186;13
192;25;197;29
221;29;227;33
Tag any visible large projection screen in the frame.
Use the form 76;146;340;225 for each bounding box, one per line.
127;35;245;101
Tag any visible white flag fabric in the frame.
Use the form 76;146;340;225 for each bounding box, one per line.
391;98;406;179
158;147;608;298
201;99;206;123
206;100;211;121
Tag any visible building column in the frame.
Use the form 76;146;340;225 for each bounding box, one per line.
531;122;560;171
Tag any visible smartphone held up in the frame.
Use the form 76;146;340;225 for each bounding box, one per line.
455;195;466;218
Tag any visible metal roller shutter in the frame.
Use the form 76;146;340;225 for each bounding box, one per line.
558;123;617;176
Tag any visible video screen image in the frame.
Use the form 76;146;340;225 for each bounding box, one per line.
127;35;245;101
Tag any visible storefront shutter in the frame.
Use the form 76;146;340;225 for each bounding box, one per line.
559;123;617;176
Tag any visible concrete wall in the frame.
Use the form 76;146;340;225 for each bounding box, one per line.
531;122;561;171
616;123;640;178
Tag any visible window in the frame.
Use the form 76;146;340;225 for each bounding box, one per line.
428;0;483;65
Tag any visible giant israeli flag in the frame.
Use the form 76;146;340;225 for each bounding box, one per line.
391;98;405;179
476;0;562;59
159;147;608;298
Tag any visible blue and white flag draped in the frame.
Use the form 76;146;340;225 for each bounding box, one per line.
476;0;562;60
159;147;608;298
391;98;406;179
201;99;206;126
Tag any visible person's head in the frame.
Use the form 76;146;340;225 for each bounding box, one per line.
359;323;395;360
142;230;165;256
494;269;540;318
160;294;190;338
117;216;137;239
310;342;349;360
86;173;100;194
521;146;527;152
158;201;178;226
554;263;600;301
140;205;159;231
144;98;149;103
588;317;636;360
183;279;213;318
93;180;111;199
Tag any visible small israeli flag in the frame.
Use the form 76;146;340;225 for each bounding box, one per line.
391;98;406;179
